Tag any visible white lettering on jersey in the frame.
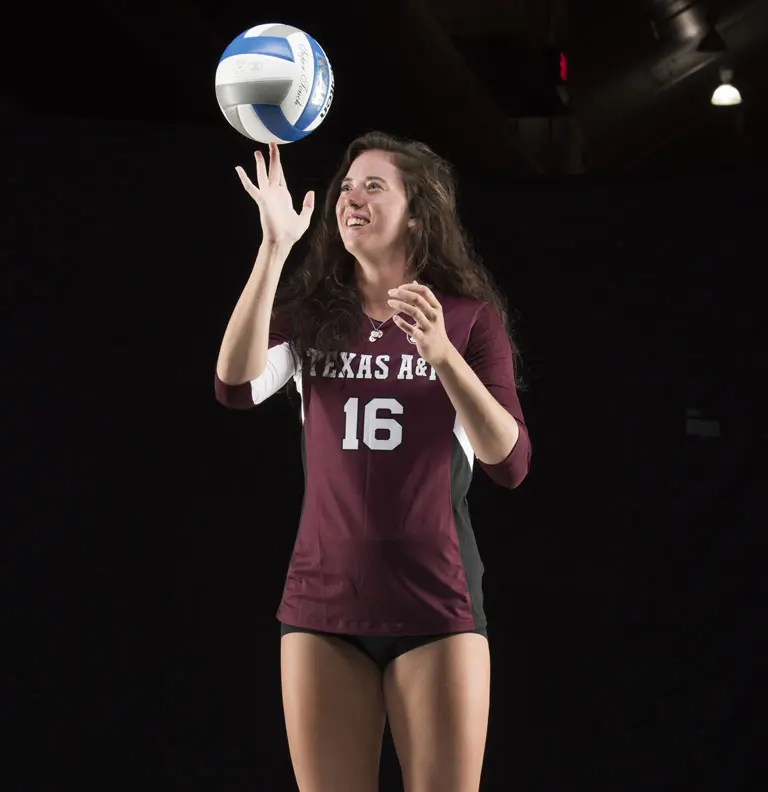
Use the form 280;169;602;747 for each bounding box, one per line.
343;397;404;451
397;355;414;380
308;349;323;376
374;355;389;380
338;352;358;379
357;354;372;379
307;350;436;381
322;354;338;378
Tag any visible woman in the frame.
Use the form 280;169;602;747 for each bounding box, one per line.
215;132;531;792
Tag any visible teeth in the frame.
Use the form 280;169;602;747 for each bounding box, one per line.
347;217;369;226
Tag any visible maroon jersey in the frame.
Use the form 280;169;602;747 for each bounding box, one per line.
214;292;531;636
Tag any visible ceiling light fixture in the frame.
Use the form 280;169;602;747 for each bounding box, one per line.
711;67;742;106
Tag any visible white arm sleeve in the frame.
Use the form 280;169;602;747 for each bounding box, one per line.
250;341;298;405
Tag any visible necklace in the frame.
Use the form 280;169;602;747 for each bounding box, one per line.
366;311;396;342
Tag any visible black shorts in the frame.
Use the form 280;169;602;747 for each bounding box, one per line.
280;622;488;673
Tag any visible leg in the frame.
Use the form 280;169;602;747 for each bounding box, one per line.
383;633;491;792
281;632;387;792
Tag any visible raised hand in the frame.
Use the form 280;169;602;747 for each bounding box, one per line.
235;142;315;246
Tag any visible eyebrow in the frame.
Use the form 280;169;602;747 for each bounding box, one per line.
341;175;389;184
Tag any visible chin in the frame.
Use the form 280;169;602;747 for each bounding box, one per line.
341;233;368;251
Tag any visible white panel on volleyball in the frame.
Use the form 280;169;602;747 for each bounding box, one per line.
281;32;314;125
235;106;290;145
243;23;278;37
215;53;297;90
215;44;299;144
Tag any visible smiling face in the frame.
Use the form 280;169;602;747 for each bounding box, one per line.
335;149;413;258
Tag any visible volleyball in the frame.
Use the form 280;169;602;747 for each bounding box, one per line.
215;23;335;144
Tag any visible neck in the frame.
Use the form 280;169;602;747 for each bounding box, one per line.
355;253;413;320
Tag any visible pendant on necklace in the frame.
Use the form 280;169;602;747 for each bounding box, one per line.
369;329;383;342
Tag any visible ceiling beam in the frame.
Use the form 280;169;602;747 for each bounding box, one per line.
399;0;544;174
569;0;768;172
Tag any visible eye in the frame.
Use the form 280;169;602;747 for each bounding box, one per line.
340;181;382;193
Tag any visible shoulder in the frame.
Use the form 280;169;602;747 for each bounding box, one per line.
432;291;513;367
437;293;503;355
434;291;487;322
434;291;503;339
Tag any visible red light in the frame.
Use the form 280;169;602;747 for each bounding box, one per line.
559;51;568;81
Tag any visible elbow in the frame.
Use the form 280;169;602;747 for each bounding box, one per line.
504;463;530;490
214;373;255;410
480;422;531;490
488;460;530;490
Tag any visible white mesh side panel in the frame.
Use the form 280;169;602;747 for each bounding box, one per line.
453;414;475;471
294;367;305;425
250;342;297;404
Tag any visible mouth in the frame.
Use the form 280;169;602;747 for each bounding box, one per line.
345;214;371;228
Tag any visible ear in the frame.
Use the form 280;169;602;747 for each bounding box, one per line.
407;217;419;229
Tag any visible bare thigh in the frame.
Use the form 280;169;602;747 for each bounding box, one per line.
384;633;491;792
281;632;387;792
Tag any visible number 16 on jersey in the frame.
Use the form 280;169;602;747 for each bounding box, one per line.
342;397;404;451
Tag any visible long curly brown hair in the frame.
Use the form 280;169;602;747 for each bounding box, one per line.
274;131;523;383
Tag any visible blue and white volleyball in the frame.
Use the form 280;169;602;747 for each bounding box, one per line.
215;23;335;144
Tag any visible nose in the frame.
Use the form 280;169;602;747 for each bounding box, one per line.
343;185;365;208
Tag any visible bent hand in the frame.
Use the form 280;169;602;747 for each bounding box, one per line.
388;282;455;367
235;142;315;246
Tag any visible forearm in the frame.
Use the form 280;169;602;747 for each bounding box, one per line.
215;240;293;385
434;345;520;465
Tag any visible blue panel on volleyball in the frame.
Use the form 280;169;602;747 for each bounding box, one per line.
218;35;295;63
294;37;333;131
254;105;311;142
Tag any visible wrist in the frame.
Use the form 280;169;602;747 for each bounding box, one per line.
258;239;295;272
432;343;461;373
261;236;294;255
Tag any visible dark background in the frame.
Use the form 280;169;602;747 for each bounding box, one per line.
3;0;766;790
